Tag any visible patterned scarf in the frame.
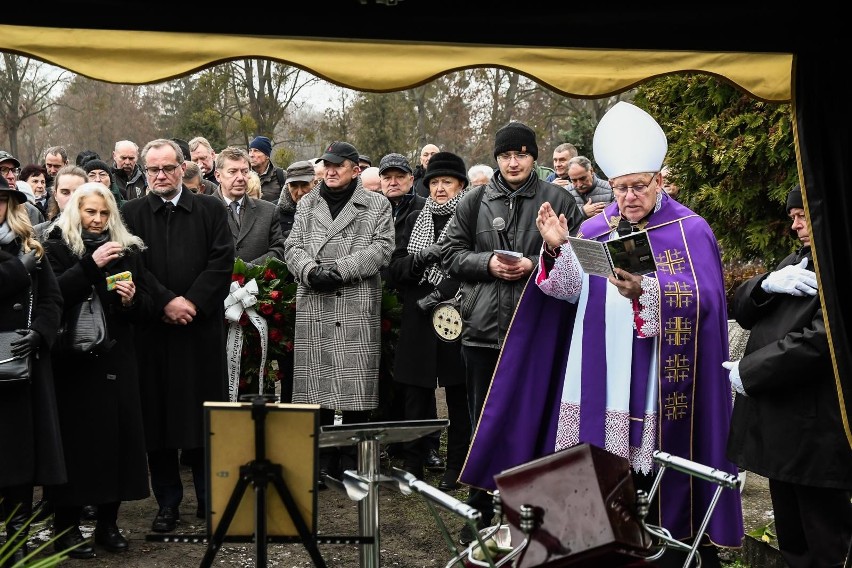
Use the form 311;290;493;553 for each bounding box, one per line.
407;189;467;285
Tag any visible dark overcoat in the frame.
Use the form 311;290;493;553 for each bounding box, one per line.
121;190;234;449
385;211;464;389
43;229;153;504
728;248;852;489
0;246;65;487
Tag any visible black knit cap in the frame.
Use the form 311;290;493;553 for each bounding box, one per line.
786;184;803;212
423;151;468;188
493;121;538;160
83;159;113;184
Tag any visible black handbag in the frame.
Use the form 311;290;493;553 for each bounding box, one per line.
0;291;33;384
59;285;113;354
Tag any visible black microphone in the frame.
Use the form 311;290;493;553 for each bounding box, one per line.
616;217;633;237
492;217;511;251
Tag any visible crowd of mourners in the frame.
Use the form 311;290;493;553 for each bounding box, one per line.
1;103;850;568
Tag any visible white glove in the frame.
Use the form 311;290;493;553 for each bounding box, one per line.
760;258;817;297
722;360;747;396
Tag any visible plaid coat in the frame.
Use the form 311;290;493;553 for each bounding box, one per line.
284;181;394;410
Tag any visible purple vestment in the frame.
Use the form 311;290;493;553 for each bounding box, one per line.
460;194;744;547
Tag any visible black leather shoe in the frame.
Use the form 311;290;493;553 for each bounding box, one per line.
425;449;446;472
54;526;96;559
151;506;179;533
94;523;129;552
80;504;97;521
438;470;460;491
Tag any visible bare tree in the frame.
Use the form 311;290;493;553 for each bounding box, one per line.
52;77;161;160
0;54;68;159
227;59;320;145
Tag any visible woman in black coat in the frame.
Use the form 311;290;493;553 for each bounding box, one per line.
386;152;471;490
43;182;153;558
0;179;65;564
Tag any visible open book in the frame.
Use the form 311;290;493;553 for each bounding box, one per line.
566;231;656;277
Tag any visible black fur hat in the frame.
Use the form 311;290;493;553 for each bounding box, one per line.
423;152;468;188
493;122;538;160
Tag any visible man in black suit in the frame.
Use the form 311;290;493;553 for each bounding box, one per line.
121;139;234;533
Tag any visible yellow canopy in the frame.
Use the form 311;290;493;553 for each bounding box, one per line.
0;24;791;102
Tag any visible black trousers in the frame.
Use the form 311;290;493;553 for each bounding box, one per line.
460;345;501;522
401;384;437;476
769;478;852;568
148;447;205;509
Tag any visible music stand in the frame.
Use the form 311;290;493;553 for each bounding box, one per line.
319;419;448;568
200;397;325;568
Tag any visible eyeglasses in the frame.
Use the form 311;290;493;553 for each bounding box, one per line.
145;164;181;177
612;174;658;196
496;152;532;163
0;166;20;176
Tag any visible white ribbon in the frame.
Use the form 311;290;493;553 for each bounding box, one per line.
224;279;268;402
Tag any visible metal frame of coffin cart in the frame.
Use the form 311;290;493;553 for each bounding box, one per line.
391;442;742;568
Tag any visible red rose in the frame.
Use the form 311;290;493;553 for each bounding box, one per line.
259;303;274;315
269;290;283;302
239;313;249;326
232;273;245;285
272;313;284;323
264;268;277;281
269;328;283;342
285;340;293;352
381;319;392;333
239;377;248;389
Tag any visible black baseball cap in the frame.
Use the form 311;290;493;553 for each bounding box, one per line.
319;141;359;165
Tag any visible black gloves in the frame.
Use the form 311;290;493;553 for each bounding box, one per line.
19;251;37;273
10;329;42;358
416;288;447;314
308;266;344;293
412;243;442;273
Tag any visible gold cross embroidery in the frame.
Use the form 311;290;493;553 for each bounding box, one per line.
655;248;687;275
663;281;694;309
664;392;688;420
665;316;693;346
663;353;691;383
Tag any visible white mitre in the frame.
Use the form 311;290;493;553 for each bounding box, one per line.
593;101;667;179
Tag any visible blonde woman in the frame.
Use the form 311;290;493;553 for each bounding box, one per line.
246;170;262;199
42;183;152;557
0;177;65;565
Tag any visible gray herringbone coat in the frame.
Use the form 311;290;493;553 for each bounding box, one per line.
283;181;394;410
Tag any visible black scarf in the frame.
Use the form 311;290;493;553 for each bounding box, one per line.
493;171;537;200
82;229;110;252
320;179;357;219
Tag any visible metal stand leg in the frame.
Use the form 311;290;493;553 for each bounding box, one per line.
356;439;381;568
